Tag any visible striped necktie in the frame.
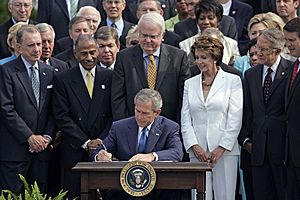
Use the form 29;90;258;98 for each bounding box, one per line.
30;66;40;106
70;0;78;18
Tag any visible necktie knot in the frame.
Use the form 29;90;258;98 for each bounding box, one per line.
111;23;117;29
267;67;273;74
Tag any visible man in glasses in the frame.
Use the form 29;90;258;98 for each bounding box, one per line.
95;26;120;70
0;0;36;59
240;28;293;200
111;12;190;124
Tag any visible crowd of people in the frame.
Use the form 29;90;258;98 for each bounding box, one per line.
0;0;300;200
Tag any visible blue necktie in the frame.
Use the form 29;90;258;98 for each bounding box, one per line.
138;127;148;153
30;66;40;107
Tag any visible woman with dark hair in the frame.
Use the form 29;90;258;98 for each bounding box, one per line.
181;35;243;200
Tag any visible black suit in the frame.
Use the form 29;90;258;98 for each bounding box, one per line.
163;30;181;48
285;59;300;199
229;0;253;55
0;56;55;193
174;16;237;41
240;57;292;200
0;19;36;59
52;65;112;199
53;36;73;55
54;47;78;68
112;44;190;122
37;0;102;40
48;57;69;72
100;20;134;50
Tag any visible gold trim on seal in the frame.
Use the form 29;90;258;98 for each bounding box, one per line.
120;161;156;197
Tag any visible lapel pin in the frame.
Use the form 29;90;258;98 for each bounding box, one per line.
232;10;236;15
101;85;105;89
54;68;59;72
42;72;46;76
162;4;166;8
155;133;159;136
281;72;285;76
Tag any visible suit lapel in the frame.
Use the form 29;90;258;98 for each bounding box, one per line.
55;0;69;19
287;60;300;108
254;65;265;105
156;45;170;90
15;57;39;110
206;69;225;102
268;59;289;99
87;66;108;126
229;0;238;17
38;62;50;112
134;46;148;87
69;66;90;114
126;119;139;154
145;117;162;152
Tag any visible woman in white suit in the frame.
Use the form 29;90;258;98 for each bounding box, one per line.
181;35;243;200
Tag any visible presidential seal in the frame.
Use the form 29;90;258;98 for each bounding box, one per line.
120;161;156;197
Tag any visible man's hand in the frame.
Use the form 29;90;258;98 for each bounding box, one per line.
210;146;226;165
96;150;112;161
27;135;48;153
244;142;252;154
192;144;210;162
129;153;155;162
87;139;102;149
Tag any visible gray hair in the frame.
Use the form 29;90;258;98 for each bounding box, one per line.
8;0;32;5
134;89;163;111
7;22;26;52
16;24;39;44
77;6;101;21
138;12;165;34
75;34;97;49
35;23;55;39
201;28;225;44
260;28;285;50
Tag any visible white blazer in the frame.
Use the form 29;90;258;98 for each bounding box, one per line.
181;69;243;159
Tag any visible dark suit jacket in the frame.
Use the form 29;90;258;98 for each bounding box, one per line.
48;57;69;72
163;30;181;48
54;47;78;68
229;0;253;55
0;19;36;59
53;36;73;55
239;57;292;166
37;0;102;40
0;56;55;161
52;65;112;168
100;20;134;50
92;116;183;161
285;60;300;167
174;16;237;41
111;44;190;122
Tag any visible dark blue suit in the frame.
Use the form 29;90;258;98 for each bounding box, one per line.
93;116;183;161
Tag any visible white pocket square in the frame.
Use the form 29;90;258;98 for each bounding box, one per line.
47;85;53;89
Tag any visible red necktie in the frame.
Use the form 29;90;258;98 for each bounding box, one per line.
290;60;299;89
263;68;273;104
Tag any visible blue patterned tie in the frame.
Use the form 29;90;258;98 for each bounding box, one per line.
30;66;40;107
138;127;148;153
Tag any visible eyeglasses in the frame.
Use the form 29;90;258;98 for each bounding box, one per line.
139;32;162;40
256;47;276;54
11;3;32;9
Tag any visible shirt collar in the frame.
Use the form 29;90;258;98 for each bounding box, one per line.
21;55;39;70
12;18;29;24
107;18;123;29
138;121;155;137
142;47;160;59
222;0;232;16
79;63;96;78
100;61;115;70
263;56;281;75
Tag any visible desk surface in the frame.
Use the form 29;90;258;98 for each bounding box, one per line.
73;161;212;172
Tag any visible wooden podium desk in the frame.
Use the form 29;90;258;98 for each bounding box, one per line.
73;162;212;200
